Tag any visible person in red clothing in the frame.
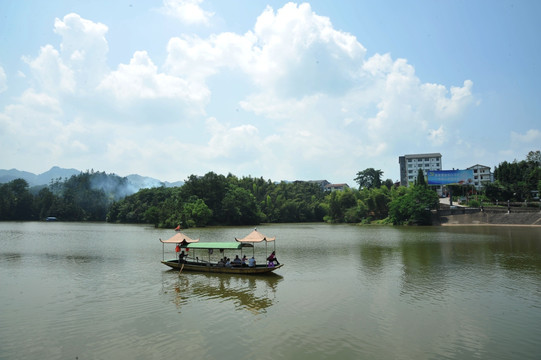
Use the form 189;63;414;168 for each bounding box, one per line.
267;251;279;265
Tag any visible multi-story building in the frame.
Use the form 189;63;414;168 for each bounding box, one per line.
467;164;493;190
399;153;443;193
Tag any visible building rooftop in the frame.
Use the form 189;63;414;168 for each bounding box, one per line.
402;153;442;158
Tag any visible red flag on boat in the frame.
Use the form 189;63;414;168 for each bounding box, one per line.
174;225;181;231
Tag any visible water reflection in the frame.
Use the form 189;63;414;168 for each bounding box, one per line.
162;272;283;314
357;227;541;304
0;252;23;262
1;222;540;360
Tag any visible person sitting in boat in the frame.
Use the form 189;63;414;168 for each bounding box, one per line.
241;255;248;267
248;256;256;268
225;258;232;268
179;251;187;264
232;255;242;266
267;251;279;265
216;258;225;267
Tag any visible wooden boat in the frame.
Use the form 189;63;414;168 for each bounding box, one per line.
160;229;283;275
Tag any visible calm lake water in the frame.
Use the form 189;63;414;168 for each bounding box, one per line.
1;222;540;360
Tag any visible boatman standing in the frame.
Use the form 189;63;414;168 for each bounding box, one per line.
267;251;279;265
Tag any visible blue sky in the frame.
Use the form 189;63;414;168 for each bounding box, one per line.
1;0;539;185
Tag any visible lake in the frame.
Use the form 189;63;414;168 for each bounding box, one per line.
1;222;540;360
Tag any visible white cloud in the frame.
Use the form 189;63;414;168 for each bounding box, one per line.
54;13;109;80
248;3;365;96
160;0;214;25
23;45;75;94
205;117;260;158
99;50;207;104
428;125;446;146
0;89;70;160
511;129;541;144
0;66;6;93
164;32;255;81
1;4;480;183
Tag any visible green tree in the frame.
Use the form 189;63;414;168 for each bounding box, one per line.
526;150;541;165
416;169;427;187
183;198;213;227
181;172;228;222
221;184;261;225
34;187;55;219
388;185;439;225
0;179;34;220
354;168;383;190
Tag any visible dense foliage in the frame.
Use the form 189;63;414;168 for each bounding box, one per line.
107;172;327;227
0;171;130;221
2;150;538;225
484;150;541;202
388;173;440;225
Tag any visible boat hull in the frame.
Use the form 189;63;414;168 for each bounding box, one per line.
161;260;283;274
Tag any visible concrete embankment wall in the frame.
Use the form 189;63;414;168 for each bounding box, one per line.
434;208;541;226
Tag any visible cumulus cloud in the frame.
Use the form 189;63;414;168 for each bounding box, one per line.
22;13;109;95
99;50;206;103
248;3;365;96
164;32;255;81
54;12;109;86
23;45;75;94
160;0;214;25
0;89;77;159
1;3;478;182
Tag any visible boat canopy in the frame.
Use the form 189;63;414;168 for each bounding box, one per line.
235;229;276;243
182;242;253;250
160;232;200;244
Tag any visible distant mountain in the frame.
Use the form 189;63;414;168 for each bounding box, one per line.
0;167;184;190
36;166;81;185
0;168;37;184
0;166;80;186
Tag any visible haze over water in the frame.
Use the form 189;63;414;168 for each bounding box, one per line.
1;222;540;359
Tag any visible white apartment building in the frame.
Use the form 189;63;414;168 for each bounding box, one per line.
399;153;443;193
467;164;493;190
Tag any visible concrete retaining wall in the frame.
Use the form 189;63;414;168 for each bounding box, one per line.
434;208;541;226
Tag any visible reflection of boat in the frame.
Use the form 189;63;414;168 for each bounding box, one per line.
159;229;283;275
165;272;283;313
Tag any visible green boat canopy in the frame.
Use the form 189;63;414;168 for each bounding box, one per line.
182;242;253;250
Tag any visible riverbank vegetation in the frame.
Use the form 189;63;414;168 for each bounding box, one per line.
0;169;446;226
1;151;539;226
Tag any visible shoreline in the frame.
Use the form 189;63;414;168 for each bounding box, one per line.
440;223;541;227
435;210;541;227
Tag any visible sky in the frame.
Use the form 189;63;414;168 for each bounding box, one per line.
1;0;540;185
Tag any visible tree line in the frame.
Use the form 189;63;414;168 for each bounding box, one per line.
0;169;440;226
0;171;130;221
1;150;538;226
483;150;541;202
